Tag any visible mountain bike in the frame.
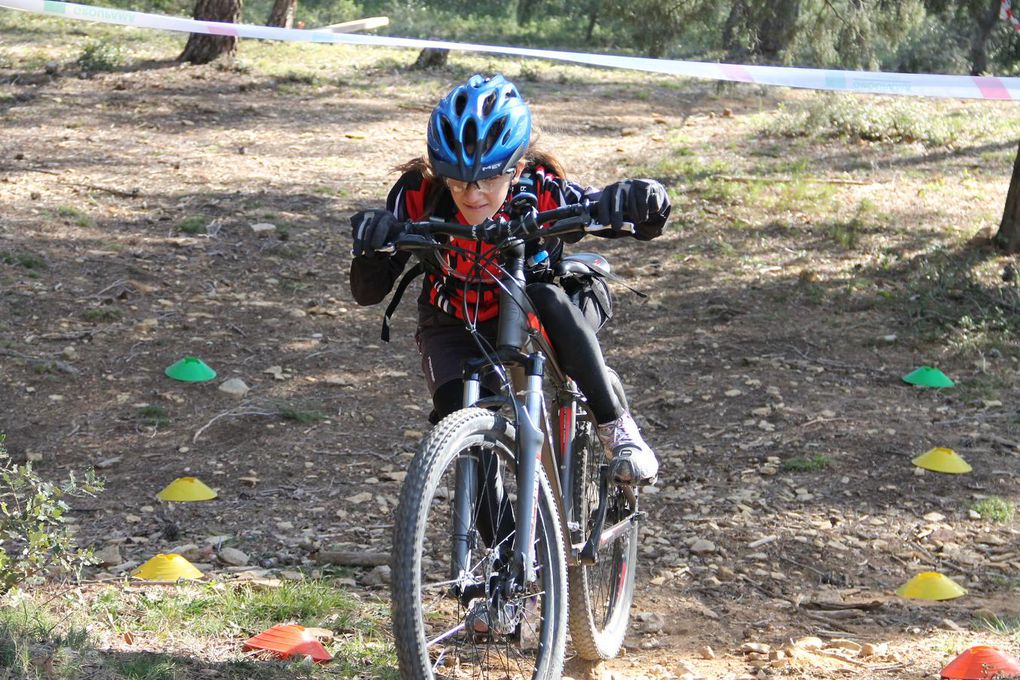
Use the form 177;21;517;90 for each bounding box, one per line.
385;196;644;680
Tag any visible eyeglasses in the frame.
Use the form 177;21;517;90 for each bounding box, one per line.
444;172;513;194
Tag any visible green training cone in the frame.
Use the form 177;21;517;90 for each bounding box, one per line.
165;356;217;382
903;366;955;388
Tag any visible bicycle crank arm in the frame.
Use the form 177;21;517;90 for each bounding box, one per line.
577;461;640;565
574;511;645;558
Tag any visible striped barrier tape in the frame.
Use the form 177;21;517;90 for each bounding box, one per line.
2;0;1019;101
1002;0;1020;30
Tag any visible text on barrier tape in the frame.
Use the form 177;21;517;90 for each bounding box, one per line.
2;0;1020;101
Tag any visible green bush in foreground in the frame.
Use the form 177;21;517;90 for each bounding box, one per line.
0;434;104;594
971;497;1016;524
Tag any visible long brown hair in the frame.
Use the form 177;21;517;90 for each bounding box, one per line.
394;126;567;219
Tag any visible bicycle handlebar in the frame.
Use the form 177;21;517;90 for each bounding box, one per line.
378;201;601;255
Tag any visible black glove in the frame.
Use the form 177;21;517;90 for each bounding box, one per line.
595;179;671;241
351;210;402;257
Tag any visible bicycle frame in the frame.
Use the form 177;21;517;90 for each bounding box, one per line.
393;202;641;603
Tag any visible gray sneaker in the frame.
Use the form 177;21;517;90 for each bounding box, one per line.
597;412;659;485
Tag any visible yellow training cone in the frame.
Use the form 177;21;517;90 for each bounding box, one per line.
157;477;217;501
911;447;972;474
896;572;966;600
132;554;204;581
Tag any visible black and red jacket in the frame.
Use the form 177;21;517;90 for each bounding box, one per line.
350;164;600;329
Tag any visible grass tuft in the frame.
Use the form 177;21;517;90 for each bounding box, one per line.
970;497;1016;523
176;216;207;235
780;455;831;472
82;307;123;322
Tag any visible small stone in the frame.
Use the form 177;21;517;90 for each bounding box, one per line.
95;456;122;469
826;639;862;653
304;627;334;643
263;366;285;380
362;564;391;587
61;346;78;361
689;538;716;554
923;511;946;522
968;509;982;519
794;636;824;650
348;492;373;504
725;389;742;397
741;642;771;654
860;642;887;657
250;222;276;236
218;378;250;397
204;535;232;548
218;547;249;566
93;544;122;567
699;645;716;659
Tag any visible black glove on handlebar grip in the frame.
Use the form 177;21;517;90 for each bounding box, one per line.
351;210;403;256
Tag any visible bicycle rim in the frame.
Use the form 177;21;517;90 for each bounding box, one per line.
567;422;639;661
392;408;568;680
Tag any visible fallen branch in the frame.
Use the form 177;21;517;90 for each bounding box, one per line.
0;348;79;374
193;408;278;443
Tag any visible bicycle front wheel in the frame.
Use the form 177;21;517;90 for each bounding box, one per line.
391;407;568;680
567;419;639;661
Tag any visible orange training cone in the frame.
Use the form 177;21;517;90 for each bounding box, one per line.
941;645;1020;679
243;624;332;663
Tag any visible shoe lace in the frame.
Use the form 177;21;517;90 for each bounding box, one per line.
610;413;643;451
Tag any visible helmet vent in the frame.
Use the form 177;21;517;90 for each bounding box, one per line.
463;118;478;156
454;92;468;116
481;92;496;116
440;117;458;153
484;118;506;155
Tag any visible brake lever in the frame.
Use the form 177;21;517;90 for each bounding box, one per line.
387;231;437;253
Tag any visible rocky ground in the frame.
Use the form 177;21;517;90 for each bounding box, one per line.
2;22;1020;679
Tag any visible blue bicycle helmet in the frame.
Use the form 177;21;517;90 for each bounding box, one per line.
426;74;532;182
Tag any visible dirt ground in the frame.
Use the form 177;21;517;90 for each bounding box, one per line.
2;33;1020;680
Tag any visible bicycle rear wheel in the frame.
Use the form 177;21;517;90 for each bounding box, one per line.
391;407;568;680
567;418;639;661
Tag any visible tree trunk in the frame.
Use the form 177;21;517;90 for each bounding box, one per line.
266;0;297;28
969;0;1001;75
516;0;539;25
179;0;242;65
995;140;1020;253
412;48;449;70
585;0;599;41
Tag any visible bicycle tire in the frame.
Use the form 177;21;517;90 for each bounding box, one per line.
566;417;639;661
391;407;568;680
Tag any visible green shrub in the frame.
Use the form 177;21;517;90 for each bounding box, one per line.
780;455;831;472
176;216;207;235
56;206;95;228
76;39;127;72
0;434;104;594
759;95;998;147
971;497;1016;524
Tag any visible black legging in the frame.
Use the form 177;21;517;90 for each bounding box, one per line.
431;282;624;424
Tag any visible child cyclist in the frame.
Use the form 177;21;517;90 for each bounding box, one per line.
349;73;670;485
